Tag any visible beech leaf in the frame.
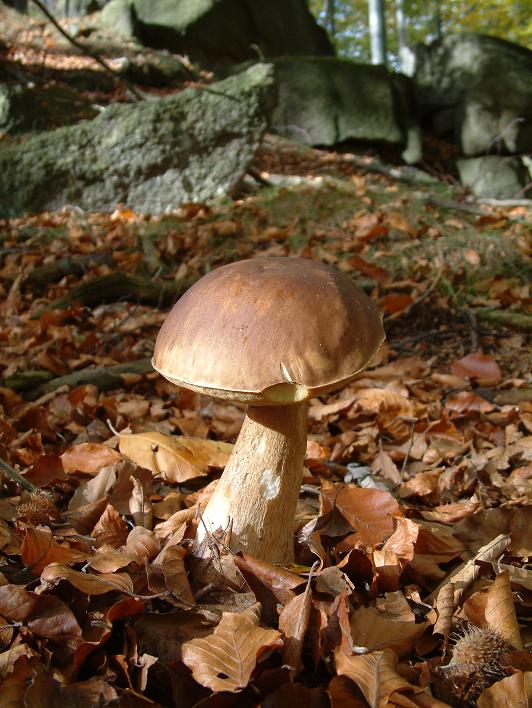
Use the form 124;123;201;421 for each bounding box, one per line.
477;671;532;707
40;564;135;596
485;570;523;649
181;603;283;692
334;648;425;708
119;431;233;482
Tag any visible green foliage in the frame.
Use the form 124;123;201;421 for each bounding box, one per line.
309;0;532;62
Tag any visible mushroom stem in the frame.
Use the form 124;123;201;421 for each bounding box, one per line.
198;403;308;564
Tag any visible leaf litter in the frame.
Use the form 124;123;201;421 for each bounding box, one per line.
0;24;531;705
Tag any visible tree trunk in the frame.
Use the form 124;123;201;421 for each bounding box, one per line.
325;0;336;40
395;0;407;70
368;0;387;65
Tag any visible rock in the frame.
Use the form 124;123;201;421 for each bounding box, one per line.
0;83;98;135
457;156;529;200
115;0;333;64
267;58;421;162
414;34;532;155
35;0;106;17
0;64;274;217
100;0;138;38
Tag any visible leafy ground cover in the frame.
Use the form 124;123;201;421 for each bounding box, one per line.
1;10;531;707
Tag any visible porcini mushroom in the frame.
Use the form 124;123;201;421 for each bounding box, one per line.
152;257;385;564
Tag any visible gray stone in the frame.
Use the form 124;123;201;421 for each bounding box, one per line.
457;156;529;200
267;58;420;162
127;0;332;64
0;64;274;217
100;0;137;38
414;34;532;155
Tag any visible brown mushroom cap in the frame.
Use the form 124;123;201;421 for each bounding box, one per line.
152;257;385;404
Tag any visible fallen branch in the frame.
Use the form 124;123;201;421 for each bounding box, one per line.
474;308;532;333
32;272;192;317
29;0;143;100
23;253;114;289
2;359;154;399
0;458;37;493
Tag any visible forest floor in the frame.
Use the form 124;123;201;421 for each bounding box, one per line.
0;7;531;708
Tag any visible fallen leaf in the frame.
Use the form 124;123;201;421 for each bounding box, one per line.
40;564;135;596
477;670;532;707
181;603;283;692
61;442;121;474
21;526;86;575
335;648;425;707
485;570;523;649
119;431;233;483
278;586;312;673
321;482;402;548
349;606;427;658
380;293;414;315
451;353;502;381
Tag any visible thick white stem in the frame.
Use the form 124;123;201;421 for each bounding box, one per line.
197;404;307;564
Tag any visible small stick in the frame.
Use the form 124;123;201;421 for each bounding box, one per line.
0;458;37;493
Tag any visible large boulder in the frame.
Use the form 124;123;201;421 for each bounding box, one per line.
414;34;532;155
100;0;333;64
266;58;421;162
457;156;529;200
0;64;274;217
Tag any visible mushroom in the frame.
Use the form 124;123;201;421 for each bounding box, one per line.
152;257;385;564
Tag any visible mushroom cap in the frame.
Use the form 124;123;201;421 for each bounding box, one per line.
152;257;385;404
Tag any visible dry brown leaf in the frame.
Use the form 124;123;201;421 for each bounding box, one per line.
387;212;417;236
429;533;510;606
477;671;532;707
420;497;481;524
181;603;283;692
89;545;137;573
445;391;494;415
488;563;532;591
278;585;312;673
355;388;414;416
321;482;402;548
0;644;38;680
21;526;86;575
433;583;455;641
451;353;502;382
40;563;135;595
125;527;160;563
119;431;233;483
129;474;153;529
91;503;129;548
372;448;402;485
61;442;121;474
0;584;81;639
349;606;427;658
485;570;523;649
335;648;424;707
154;543;194;605
68;464;117;511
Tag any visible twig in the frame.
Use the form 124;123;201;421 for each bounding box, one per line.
29;0;143;101
0;458;37;493
417;193;532;226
